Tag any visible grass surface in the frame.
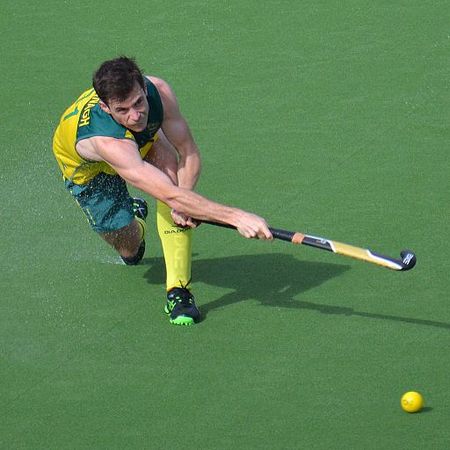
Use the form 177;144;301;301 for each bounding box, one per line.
1;1;449;449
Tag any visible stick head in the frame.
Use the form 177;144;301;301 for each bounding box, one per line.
399;250;416;271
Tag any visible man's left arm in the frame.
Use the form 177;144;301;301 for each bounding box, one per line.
149;76;202;190
163;116;201;190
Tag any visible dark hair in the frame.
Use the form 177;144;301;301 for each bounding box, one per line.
92;56;145;104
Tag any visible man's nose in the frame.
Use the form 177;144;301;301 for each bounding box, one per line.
129;108;140;121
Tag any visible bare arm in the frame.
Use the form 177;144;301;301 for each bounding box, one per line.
148;76;201;190
88;137;272;239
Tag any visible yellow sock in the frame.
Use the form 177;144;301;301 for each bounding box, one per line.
156;201;192;291
135;217;146;241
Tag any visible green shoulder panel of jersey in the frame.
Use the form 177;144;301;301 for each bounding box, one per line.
76;99;132;143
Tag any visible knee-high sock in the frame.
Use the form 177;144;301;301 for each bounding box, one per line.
135;217;146;241
156;201;192;291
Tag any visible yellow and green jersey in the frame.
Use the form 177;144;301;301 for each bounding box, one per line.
53;78;163;185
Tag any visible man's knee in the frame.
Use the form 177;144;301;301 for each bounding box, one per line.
121;240;146;265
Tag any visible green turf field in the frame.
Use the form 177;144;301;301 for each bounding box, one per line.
1;1;449;448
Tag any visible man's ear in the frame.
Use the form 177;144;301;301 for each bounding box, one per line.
99;100;111;114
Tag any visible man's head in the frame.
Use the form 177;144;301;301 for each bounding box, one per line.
93;56;149;132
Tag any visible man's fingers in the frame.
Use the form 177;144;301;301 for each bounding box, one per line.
186;218;201;228
237;225;272;240
171;210;200;229
260;226;273;240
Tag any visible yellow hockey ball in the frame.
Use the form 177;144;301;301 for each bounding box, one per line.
401;391;424;413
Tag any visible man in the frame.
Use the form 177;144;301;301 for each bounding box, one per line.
53;56;272;326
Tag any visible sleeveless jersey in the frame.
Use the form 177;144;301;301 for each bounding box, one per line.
53;78;163;185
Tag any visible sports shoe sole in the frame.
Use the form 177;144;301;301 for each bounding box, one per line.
164;305;195;326
169;315;194;326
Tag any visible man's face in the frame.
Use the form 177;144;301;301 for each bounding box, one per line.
100;82;149;132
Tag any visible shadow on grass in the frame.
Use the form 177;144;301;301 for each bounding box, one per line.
142;253;450;330
420;407;433;413
143;253;348;311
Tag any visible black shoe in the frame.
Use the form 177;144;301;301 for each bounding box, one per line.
164;287;201;326
132;197;148;220
122;198;147;266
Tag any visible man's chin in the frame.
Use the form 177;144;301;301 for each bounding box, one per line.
128;123;146;132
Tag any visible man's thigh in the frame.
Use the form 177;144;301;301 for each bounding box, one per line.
65;173;134;233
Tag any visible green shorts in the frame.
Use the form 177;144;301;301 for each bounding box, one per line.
65;173;134;233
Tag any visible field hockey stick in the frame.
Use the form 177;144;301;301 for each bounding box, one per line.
202;221;416;271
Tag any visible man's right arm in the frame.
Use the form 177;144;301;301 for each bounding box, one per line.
80;136;272;240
